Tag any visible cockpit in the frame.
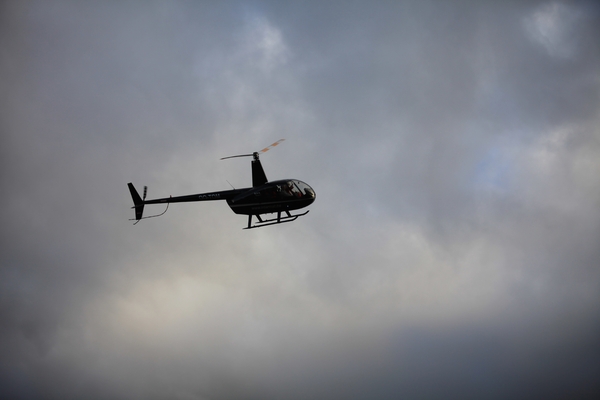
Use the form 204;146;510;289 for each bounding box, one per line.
278;180;315;199
228;179;316;215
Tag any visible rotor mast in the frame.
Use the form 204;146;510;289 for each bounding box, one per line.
220;139;285;187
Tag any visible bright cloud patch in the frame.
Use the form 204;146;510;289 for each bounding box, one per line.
523;2;583;58
242;14;290;73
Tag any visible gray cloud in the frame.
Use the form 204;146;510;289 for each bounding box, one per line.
1;1;599;399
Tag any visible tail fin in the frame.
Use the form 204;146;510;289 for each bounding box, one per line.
128;183;145;220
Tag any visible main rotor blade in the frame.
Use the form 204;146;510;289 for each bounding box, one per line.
259;139;285;154
220;153;254;160
220;139;285;160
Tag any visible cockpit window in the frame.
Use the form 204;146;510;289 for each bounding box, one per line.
292;182;303;196
294;180;315;197
276;180;314;199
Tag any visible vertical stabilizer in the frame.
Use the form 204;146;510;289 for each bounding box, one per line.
128;183;145;220
251;157;268;187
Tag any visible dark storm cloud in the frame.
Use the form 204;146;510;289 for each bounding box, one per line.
1;1;600;399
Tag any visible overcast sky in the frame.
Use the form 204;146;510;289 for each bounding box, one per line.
1;1;599;399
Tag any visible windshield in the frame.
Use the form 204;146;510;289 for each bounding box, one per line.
294;180;315;197
277;180;314;198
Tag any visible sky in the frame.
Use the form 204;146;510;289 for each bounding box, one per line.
1;1;599;399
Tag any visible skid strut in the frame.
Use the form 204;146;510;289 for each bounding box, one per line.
245;210;309;229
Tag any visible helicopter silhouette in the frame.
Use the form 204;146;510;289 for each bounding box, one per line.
128;139;316;229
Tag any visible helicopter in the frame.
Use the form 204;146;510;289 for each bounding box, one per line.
127;139;316;229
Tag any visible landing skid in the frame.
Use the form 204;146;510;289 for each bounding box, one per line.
244;210;310;229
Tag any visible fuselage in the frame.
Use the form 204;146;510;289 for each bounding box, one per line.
141;179;316;216
227;179;316;215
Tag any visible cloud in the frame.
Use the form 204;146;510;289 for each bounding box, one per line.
524;2;584;59
1;1;599;399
